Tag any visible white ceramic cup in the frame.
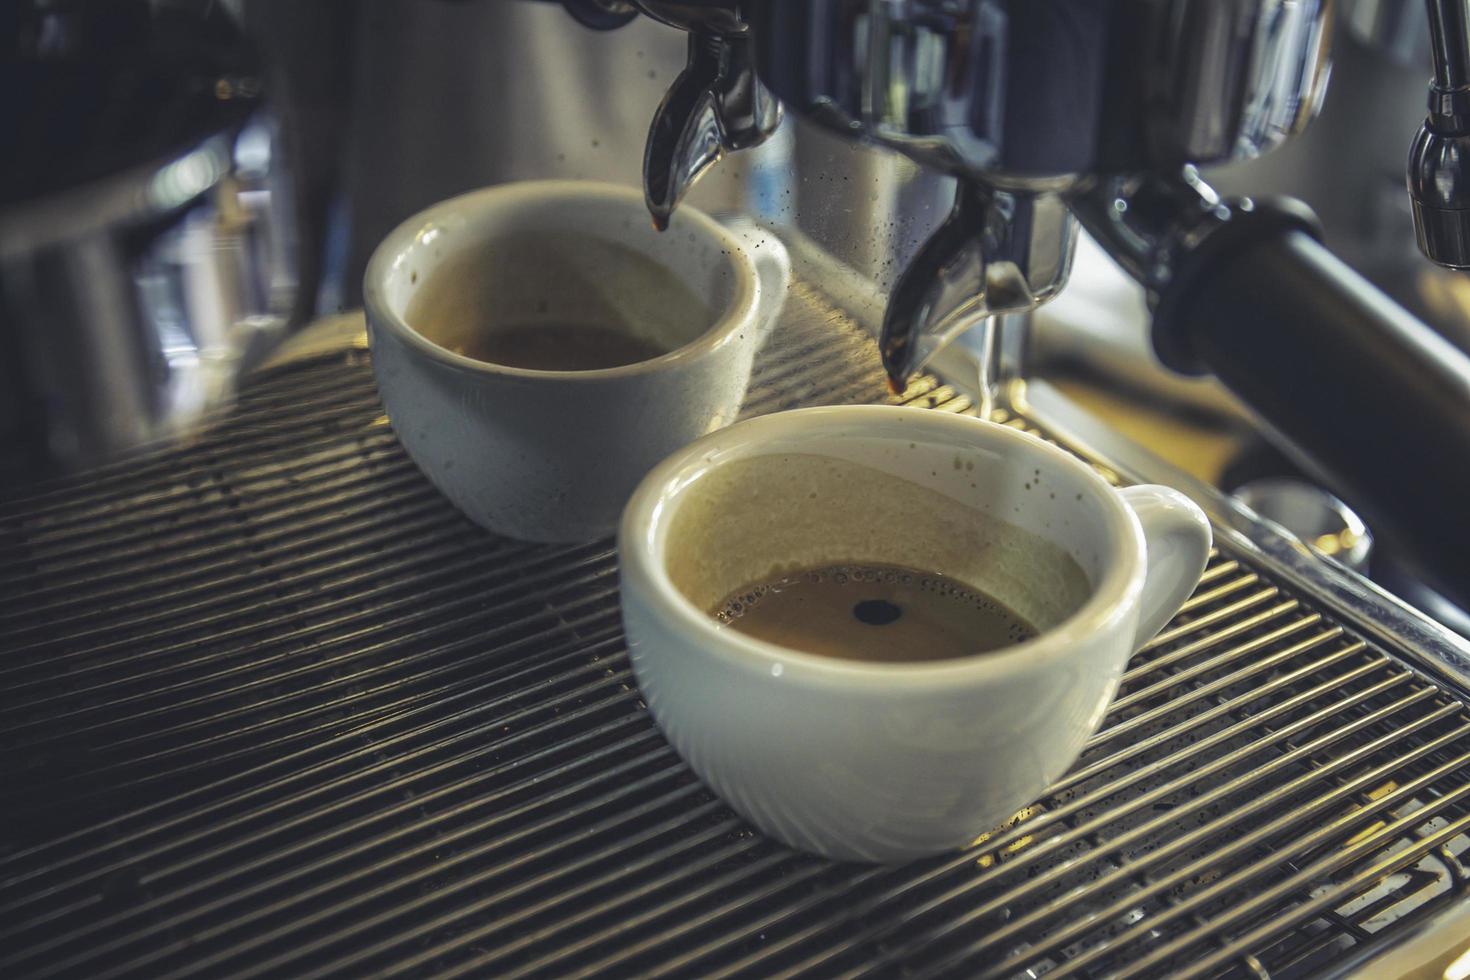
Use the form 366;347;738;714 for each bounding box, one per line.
619;405;1212;863
364;180;789;542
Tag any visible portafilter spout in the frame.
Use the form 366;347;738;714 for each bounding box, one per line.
879;182;1075;393
746;0;1333;391
634;2;781;231
529;1;781;230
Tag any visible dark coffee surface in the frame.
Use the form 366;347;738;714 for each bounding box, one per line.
400;230;712;372
713;562;1038;662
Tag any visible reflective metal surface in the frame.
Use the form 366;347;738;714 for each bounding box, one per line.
642;31;780;230
0;116;294;476
635;1;781;229
747;0;1334;187
1067;167;1327;373
0;0;294;478
1232;477;1374;571
1408;0;1470;268
1069;167;1239;313
726;0;1334;389
879;183;1074;382
1428;0;1470;87
635;0;748;35
1407;125;1470;267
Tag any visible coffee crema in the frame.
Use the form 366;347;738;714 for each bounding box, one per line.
712;562;1038;663
401;230;713;373
444;322;667;371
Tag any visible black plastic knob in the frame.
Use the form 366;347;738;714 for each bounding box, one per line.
1408;122;1470;269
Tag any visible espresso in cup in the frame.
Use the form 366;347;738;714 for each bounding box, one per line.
364;181;788;542
402;232;707;371
664;448;1092;668
440;323;666;371
713;562;1040;662
620;405;1211;862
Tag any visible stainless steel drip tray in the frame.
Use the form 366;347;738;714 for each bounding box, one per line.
2;273;1469;980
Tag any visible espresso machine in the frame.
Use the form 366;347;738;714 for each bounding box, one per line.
9;2;1470;977
555;0;1470;622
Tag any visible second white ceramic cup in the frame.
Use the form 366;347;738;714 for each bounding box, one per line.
364;180;789;542
619;405;1212;863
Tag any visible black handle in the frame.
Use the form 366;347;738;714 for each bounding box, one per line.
1164;228;1470;606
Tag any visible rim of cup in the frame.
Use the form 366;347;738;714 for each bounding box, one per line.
619;405;1152;689
363;180;759;383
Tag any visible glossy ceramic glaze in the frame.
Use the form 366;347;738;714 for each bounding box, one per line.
364;180;788;541
619;405;1211;862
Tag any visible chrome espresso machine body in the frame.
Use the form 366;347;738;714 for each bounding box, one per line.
583;0;1470;619
0;0;297;478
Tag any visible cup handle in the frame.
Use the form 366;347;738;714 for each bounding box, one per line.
723;218;790;341
749;232;791;342
1118;484;1213;648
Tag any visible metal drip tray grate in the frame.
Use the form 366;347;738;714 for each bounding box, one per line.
2;283;1469;979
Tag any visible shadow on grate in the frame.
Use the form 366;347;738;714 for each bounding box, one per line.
2;286;1469;979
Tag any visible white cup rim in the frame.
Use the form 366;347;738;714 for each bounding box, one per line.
619;405;1148;689
362;179;759;382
